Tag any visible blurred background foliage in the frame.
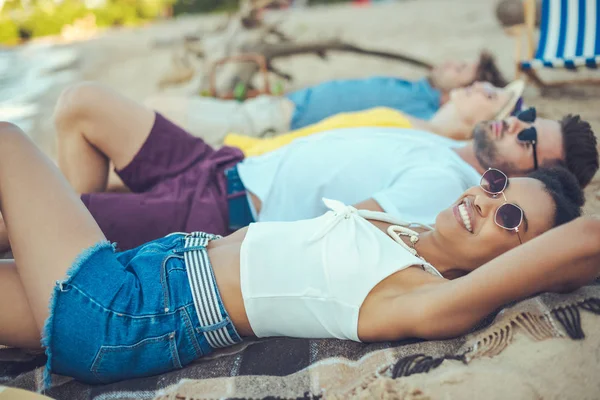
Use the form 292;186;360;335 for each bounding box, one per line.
0;0;352;45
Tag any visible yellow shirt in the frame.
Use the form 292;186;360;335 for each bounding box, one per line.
223;107;413;157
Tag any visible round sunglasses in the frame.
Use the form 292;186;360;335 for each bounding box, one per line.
516;107;538;170
480;168;525;244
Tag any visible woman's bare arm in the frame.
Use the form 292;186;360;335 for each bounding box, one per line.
397;216;600;340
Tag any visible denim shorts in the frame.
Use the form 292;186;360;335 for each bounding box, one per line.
42;232;242;386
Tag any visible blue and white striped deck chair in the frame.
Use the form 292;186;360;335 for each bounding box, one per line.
517;0;600;87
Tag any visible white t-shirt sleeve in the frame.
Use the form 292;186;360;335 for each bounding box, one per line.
372;167;467;224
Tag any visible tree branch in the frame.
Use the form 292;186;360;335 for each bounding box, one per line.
254;39;433;69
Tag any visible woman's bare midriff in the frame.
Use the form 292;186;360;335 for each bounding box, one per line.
207;226;255;336
206;216;446;341
205;190;259;337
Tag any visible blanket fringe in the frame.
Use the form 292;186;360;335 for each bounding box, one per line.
552;305;583;339
552;298;600;339
580;298;600;314
466;311;559;361
387;298;600;380
391;354;464;378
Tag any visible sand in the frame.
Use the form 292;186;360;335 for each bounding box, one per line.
343;311;600;400
28;0;600;215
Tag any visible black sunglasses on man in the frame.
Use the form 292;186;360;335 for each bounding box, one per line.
515;107;538;170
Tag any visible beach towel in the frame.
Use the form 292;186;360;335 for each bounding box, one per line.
224;107;413;157
1;283;599;400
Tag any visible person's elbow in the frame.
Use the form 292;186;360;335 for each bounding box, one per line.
568;216;600;257
581;216;600;247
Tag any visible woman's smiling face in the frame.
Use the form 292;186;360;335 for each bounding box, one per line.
434;175;555;271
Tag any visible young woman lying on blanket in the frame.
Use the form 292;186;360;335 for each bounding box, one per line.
223;80;524;156
0;120;599;386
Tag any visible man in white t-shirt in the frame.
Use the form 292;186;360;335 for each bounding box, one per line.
237;128;479;224
44;83;598;250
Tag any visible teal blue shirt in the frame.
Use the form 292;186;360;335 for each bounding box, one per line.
285;77;441;130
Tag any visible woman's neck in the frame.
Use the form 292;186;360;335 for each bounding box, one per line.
367;218;468;279
411;230;466;279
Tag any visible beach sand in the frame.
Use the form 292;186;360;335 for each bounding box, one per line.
342;311;600;400
27;0;600;214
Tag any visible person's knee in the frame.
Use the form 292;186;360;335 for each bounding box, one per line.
54;82;106;135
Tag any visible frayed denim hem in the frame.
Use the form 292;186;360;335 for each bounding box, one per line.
41;240;116;391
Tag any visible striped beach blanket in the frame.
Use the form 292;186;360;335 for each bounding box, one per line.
2;284;599;400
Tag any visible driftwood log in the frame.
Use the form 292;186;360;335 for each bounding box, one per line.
158;0;432;95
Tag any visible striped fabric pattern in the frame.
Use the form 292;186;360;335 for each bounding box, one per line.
183;232;240;349
521;0;599;70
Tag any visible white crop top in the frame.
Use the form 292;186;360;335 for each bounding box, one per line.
239;198;443;342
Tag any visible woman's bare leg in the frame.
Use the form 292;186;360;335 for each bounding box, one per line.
54;82;155;193
0;261;40;349
0;122;106;331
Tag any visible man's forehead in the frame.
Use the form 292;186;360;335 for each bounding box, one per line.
536;118;563;160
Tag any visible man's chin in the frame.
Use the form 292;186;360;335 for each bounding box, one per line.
472;122;489;140
473;144;498;172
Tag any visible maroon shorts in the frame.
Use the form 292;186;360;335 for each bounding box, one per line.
81;113;244;250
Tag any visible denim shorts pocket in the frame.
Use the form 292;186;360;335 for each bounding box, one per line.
161;254;187;312
90;331;182;383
